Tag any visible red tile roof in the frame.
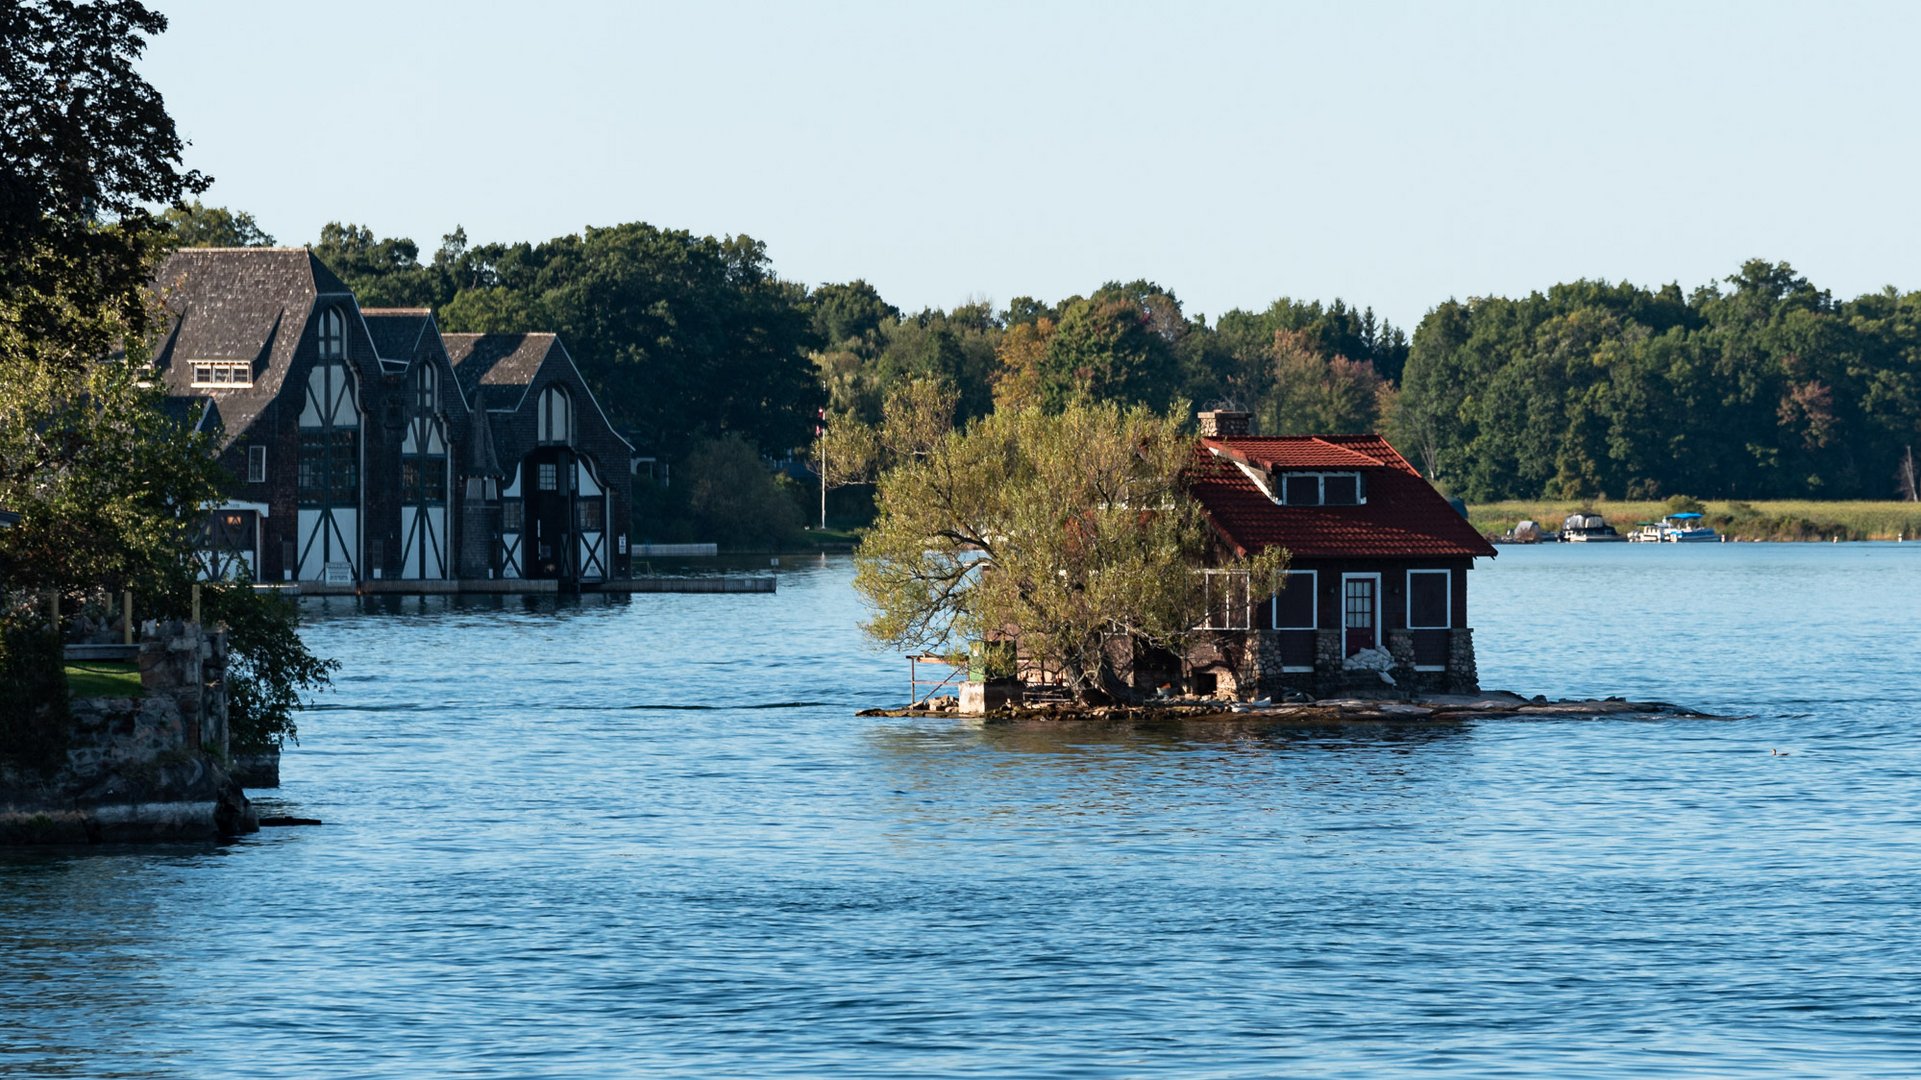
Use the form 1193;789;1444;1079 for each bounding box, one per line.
1189;434;1497;560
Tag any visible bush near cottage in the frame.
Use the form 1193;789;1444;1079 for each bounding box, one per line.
855;397;1286;704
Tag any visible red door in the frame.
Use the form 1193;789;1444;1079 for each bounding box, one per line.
1343;576;1378;655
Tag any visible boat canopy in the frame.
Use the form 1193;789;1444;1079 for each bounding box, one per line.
1667;512;1704;521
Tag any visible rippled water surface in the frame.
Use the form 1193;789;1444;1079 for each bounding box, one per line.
5;545;1920;1077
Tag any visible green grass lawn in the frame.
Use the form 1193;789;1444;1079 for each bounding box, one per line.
1469;499;1921;541
64;661;144;699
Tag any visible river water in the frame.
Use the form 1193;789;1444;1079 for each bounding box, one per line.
4;544;1919;1077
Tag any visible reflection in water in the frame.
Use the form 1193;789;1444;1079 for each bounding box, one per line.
2;548;1919;1077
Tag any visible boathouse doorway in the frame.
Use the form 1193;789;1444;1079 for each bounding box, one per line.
522;446;575;580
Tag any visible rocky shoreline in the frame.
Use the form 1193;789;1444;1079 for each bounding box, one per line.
859;689;1723;724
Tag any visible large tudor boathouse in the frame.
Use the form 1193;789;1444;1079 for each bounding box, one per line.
152;248;633;586
1179;409;1497;698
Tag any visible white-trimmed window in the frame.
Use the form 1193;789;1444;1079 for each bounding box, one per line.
536;384;573;445
247;445;267;484
190;361;253;387
1407;569;1452;630
537;462;559;491
318;309;345;360
414;363;436;412
1277;472;1364;506
1196;569;1252;630
1270;569;1317;629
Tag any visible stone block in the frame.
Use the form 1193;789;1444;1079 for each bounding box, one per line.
959;681;1022;716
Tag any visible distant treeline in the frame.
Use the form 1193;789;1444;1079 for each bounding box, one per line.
1399;264;1921;501
168;203;1921;507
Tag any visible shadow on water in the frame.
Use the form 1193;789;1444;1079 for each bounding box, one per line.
301;592;632;621
869;714;1473;757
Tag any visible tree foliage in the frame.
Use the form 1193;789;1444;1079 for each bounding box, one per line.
198;584;337;752
0;2;333;752
1390;261;1921;499
854;399;1285;702
0;0;208;358
161;199;274;247
678;434;804;550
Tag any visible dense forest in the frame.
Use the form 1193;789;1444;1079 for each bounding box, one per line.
166;204;1921;533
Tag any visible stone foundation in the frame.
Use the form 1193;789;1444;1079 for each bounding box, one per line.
1243;627;1480;700
1;621;255;845
959;681;1023;716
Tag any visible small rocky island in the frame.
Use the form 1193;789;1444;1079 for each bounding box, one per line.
862;690;1719;725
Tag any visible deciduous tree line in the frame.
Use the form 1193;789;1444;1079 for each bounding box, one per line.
171;198;1921;505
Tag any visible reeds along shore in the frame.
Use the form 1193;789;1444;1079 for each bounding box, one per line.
1467;500;1921;542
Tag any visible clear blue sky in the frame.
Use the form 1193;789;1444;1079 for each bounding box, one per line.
142;0;1921;330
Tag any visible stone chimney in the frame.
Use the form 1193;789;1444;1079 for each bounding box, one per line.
1198;409;1251;438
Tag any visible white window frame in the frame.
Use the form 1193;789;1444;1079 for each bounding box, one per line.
1269;569;1319;629
1277;471;1366;507
1340;571;1383;652
1406;569;1452;671
247;444;267;484
190;360;253;387
1270;568;1318;672
415;363;436;412
1195;568;1252;630
537;384;573;445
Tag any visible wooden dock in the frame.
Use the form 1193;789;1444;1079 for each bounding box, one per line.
594;576;775;594
263;576;775;597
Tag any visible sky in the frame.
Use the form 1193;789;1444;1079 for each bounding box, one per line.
139;0;1921;330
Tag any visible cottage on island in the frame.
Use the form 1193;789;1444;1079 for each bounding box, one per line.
1177;409;1497;698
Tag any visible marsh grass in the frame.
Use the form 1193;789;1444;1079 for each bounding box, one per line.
1469;500;1921;541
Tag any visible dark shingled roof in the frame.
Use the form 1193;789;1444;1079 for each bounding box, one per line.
361;309;432;362
158;395;220;435
1189;434;1497;561
442;333;557;408
151;248;350;447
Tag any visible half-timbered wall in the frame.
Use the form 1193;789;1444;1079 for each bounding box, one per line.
295;355;361;581
399;362;451;579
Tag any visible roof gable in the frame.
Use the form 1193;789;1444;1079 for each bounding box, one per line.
360;308;432;364
1189;434;1495;560
442;332;557;408
153;248;351;445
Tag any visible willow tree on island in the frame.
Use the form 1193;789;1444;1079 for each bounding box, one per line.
854;399;1286;703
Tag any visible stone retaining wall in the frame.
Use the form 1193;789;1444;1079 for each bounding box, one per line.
1;621;254;845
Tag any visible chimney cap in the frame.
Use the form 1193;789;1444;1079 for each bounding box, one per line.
1198;409;1251;438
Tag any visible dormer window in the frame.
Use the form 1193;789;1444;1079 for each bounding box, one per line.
1322;473;1361;505
318;309;345;360
190;360;253;387
1278;471;1364;506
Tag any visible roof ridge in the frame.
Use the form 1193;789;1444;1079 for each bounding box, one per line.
1308;436;1385;466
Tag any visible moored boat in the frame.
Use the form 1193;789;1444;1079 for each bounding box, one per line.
1658;511;1719;542
1561;512;1629;542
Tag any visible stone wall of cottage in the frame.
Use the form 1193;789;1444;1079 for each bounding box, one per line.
1238;626;1480;699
